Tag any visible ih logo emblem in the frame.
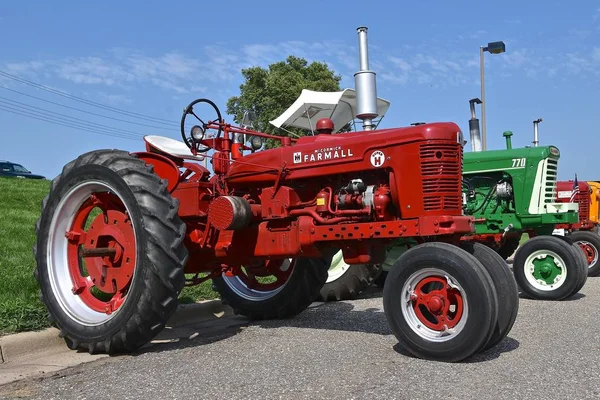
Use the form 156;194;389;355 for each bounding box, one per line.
293;152;302;164
370;150;385;167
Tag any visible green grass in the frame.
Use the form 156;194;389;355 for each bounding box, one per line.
0;177;52;335
0;177;219;336
179;280;219;304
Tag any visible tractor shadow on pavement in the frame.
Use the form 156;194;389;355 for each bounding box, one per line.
253;295;521;363
132;286;519;363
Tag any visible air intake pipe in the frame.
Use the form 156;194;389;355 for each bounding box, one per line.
354;27;378;131
468;98;483;152
532;118;542;147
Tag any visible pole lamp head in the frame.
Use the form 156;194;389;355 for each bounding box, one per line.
483;41;506;54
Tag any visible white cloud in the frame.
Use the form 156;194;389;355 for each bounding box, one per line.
3;36;600;97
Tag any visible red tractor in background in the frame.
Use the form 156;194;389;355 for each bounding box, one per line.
554;178;600;276
33;27;518;362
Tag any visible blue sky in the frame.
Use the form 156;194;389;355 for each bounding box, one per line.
1;0;599;180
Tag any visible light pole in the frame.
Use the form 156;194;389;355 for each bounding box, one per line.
480;41;506;150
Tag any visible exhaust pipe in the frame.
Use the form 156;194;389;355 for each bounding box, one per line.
532;118;542;147
354;27;378;131
468;98;483;152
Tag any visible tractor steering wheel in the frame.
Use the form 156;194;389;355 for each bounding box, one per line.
180;98;223;152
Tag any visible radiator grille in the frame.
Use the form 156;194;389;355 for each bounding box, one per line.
543;158;558;204
577;191;590;221
420;144;462;211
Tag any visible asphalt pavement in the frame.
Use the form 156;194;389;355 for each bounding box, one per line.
2;276;600;400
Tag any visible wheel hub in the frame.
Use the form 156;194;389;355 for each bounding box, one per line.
411;276;463;331
65;192;137;315
427;296;444;313
577;242;597;265
532;255;562;285
81;210;135;293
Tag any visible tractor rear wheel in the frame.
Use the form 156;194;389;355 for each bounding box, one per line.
569;230;600;277
512;235;584;300
317;250;380;301
34;150;187;354
383;242;499;362
461;242;519;351
212;254;332;319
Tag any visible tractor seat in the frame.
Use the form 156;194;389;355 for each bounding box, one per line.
143;135;206;161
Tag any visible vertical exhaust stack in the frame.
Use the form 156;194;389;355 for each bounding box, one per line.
532;118;542;147
468;98;483;152
354;27;378;131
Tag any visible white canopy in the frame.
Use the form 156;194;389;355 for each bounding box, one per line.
269;88;391;133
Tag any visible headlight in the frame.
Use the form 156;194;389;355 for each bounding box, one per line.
250;136;263;150
191;125;205;141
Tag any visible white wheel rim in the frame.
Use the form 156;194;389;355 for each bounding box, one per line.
221;259;294;301
523;249;567;291
325;250;351;283
400;268;469;342
47;180;135;326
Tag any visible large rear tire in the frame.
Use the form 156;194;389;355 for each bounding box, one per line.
213;254;332;320
317;250;380;301
513;235;584;300
461;242;519;351
569;230;600;277
34;150;187;354
383;242;499;362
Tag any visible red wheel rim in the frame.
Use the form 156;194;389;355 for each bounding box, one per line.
578;242;597;265
411;276;464;331
66;192;136;314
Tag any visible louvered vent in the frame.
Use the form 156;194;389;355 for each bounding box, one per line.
420;144;462;212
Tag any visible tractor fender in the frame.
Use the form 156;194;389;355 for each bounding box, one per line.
133;151;180;193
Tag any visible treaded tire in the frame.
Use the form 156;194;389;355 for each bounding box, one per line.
513;235;583;301
461;242;519;351
317;250;380;301
212;254;332;320
33;149;187;354
383;242;498;362
569;230;600;277
552;234;588;295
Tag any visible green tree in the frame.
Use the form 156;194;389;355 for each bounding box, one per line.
226;55;348;148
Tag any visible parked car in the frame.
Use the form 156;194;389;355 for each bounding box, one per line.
0;161;45;179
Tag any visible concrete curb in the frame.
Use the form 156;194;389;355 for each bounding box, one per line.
0;327;65;364
0;299;232;386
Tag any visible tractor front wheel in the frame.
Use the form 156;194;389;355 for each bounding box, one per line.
34;150;187;353
461;242;519;351
383;242;499;362
513;235;585;300
317;250;380;301
569;230;600;277
212;254;332;320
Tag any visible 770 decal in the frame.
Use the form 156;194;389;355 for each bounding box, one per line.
511;158;526;168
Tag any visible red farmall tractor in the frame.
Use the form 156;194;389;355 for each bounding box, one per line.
554;178;600;276
33;27;518;362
